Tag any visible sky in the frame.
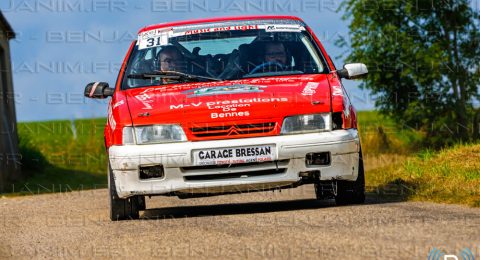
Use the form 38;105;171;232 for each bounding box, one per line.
0;0;376;122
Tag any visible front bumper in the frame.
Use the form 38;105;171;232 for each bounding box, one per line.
109;129;361;198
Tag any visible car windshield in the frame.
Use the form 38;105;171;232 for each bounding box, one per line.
123;19;327;89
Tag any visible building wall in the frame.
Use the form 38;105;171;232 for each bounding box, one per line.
0;23;20;192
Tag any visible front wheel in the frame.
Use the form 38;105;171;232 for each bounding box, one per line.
108;164;141;221
334;149;366;205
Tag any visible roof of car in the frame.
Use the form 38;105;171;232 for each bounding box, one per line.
138;15;304;34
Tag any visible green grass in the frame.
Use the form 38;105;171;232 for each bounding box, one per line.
357;112;480;207
18;118;107;173
356;111;424;155
366;143;480;207
6;118;109;195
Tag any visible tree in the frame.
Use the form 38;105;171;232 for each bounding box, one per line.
337;0;480;147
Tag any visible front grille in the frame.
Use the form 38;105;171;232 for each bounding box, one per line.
181;160;290;182
190;122;276;138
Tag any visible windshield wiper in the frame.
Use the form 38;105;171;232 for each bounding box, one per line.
127;71;222;82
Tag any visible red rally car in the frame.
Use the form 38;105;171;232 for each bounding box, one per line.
84;16;369;220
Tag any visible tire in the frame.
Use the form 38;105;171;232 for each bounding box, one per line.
108;164;140;221
334;149;366;206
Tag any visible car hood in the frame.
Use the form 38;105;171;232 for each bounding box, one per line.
124;74;331;126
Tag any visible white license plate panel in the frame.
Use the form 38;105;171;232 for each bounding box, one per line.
192;145;276;166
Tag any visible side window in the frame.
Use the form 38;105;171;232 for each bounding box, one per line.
124;47;159;88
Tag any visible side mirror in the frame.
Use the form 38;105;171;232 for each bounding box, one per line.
337;63;368;79
84;82;114;99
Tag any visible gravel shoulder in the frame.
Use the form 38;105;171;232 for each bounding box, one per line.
1;185;479;259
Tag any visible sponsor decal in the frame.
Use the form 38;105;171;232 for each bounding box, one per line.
107;104;116;131
343;93;351;118
183;84;266;97
265;24;304;32
169;97;289;111
332;85;343;96
248;77;298;84
134;89;154;110
193;145;275;165
112;100;124;109
301;82;319;96
169;102;202;110
206;98;287;111
169;97;288;119
183;25;259;35
207;102;250;112
211;111;250;119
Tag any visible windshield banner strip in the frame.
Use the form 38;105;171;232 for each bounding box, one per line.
137;23;305;50
171;19;305;32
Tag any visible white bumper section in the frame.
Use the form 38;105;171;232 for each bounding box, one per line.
109;129;360;198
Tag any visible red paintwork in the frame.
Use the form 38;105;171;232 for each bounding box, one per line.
125;75;331;141
104;16;357;148
104;41;136;148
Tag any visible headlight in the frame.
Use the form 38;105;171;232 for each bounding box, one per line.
122;125;187;145
280;113;332;134
135;124;187;144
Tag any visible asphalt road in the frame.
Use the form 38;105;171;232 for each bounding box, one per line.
1;185;479;259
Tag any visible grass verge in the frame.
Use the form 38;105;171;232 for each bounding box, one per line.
357;111;423;155
366;143;480;207
3;118;108;196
